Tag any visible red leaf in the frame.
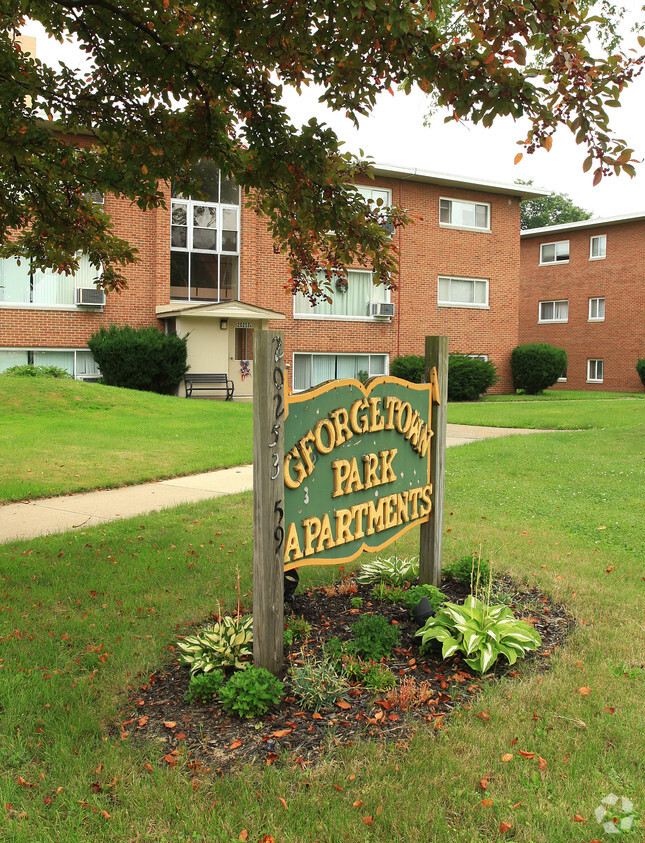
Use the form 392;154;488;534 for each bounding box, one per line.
518;751;536;759
501;753;513;762
475;710;490;723
336;701;351;710
278;797;288;810
353;800;364;808
573;814;587;822
229;739;242;750
538;756;547;771
578;686;591;696
101;810;111;819
333;785;343;792
270;729;292;738
480;798;493;807
163;721;176;729
144;763;153;772
312;713;323;720
499;821;512;833
362;816;373;825
239;831;248;841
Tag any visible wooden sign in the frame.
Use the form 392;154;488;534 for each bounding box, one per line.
282;376;440;571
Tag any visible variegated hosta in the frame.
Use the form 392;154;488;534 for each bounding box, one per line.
357;555;420;587
416;596;541;674
177;615;253;674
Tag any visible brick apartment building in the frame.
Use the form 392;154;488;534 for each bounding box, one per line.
519;214;645;393
0;161;543;397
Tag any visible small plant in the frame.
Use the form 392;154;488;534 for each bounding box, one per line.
2;364;72;378
323;636;357;667
352;614;401;661
219;666;283;719
289;658;349;712
445;554;491;585
177;614;253;674
357;555;419;587
360;662;397;692
350;597;363;609
384;676;435;710
370;583;406;603
416;595;541;674
283;615;312;647
402;584;446;615
184;670;225;704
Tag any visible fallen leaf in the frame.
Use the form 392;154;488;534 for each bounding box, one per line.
353;800;365;808
278;796;288;810
376;805;383;816
271;729;292;738
101;810;111;819
229;739;242;750
44;796;53;806
479;778;489;791
362;816;373;825
578;686;591;696
518;751;536;759
501;753;513;762
480;799;493;808
138;716;148;727
605;707;616;714
605;566;615;573
163;721;176;729
499;821;512;833
475;710;489;723
538;756;547;771
312;713;323;720
239;831;248;841
336;701;351;710
573;814;587;822
144;763;153;772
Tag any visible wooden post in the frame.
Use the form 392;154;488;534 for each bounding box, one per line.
419;336;448;586
252;330;285;674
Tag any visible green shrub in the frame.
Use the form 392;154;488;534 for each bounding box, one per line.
637;359;645;388
370;583;406;603
177;615;253;674
357;555;419;587
289;658;349;711
389;354;425;383
283;615;312;647
219;667;283;719
352;614;401;661
402;584;446;615
448;354;498;401
1;364;72;379
416;595;541;673
359;662;397;692
184;670;225;704
445;554;491;585
323;636;357;667
87;324;188;394
350;597;363;609
511;343;567;394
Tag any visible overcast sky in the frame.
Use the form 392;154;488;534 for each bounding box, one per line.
23;10;645;219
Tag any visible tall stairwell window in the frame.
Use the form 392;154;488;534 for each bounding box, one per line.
171;161;240;302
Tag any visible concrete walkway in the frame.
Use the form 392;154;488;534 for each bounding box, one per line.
0;424;545;543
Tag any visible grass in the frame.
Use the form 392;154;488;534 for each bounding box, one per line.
0;378;253;502
0;394;644;840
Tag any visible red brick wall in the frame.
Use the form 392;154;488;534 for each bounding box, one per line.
519;221;645;393
241;179;522;393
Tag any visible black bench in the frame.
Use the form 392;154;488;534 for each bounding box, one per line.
184;373;234;400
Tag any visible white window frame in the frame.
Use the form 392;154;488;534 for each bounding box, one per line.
294;269;390;322
292;352;389;393
439;197;490;232
589;235;607;260
588;297;605;321
354;185;394;236
0;348;100;379
538;300;569;323
539;240;570;265
437;275;489;309
587;359;604;383
0;255;102;310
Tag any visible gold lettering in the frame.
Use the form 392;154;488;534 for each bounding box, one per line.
351;502;369;539
415;423;433;458
408;487;422;520
383;395;400;430
404;410;422;447
316;514;335;552
396;490;410;523
368;397;385;432
284;522;303;562
312;419;335;454
419;484;433;517
349;398;369;435
302;517;322;557
344;458;363;495
298;430;316;475
366;499;386;536
334;508;355;545
379;448;398;484
331;459;351;498
362;452;380;490
394;401;413;434
284;449;307;490
383;494;398;530
328;407;354;446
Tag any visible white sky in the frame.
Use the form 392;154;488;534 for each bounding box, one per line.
22;11;645;218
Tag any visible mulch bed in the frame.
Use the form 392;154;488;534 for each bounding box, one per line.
117;576;574;774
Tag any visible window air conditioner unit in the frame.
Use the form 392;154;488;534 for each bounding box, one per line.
76;287;106;307
370;302;395;318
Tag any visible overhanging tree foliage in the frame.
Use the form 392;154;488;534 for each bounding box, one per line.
1;1;643;298
519;181;593;229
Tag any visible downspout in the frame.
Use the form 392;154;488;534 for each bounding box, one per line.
396;180;403;358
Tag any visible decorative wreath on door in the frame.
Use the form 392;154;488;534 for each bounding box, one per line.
240;360;251;381
335;278;349;293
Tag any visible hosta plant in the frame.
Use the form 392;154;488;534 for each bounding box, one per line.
219;666;283;719
177;614;253;674
357;555;419;587
416;596;541;674
289;657;349;712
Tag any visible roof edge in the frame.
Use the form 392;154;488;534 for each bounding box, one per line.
520;211;645;237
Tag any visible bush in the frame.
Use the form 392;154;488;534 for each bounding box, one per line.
637;359;645;387
87;324;188;394
389;354;425;383
401;584;446;615
184;670;225;705
219;667;283;719
351;614;401;661
289;658;349;711
2;364;72;379
448;354;498;401
511;343;567;394
445;554;491;585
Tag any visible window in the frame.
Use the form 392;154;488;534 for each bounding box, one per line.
293;353;388;392
171;161;240;303
0;348;100;379
438;276;488;308
355;185;394;235
439;198;490;231
235;326;253;360
590;235;606;260
294;269;389;320
540;241;569;264
538;300;569;323
587;359;604;383
589;297;605;321
0;255;101;307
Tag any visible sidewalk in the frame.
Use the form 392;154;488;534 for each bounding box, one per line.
0;425;545;543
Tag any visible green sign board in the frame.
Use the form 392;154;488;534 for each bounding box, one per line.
283;374;439;571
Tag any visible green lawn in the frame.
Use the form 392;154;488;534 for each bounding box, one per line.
0;378;253;503
0;392;644;841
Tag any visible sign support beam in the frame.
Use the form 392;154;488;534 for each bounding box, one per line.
420;335;448;586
